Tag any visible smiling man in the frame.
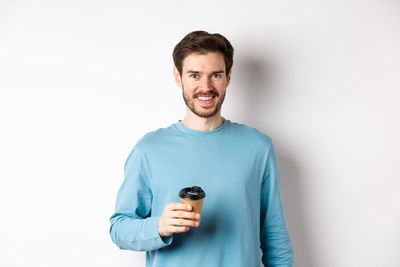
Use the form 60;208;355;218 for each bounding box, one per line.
109;31;294;267
177;51;229;123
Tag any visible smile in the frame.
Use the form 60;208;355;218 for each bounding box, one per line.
197;96;213;100
196;96;215;107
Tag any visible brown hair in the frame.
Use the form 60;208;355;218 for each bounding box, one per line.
172;30;234;76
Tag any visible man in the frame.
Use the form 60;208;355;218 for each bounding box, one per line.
109;30;294;266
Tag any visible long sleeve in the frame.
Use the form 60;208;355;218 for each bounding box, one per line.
260;140;294;266
109;146;173;251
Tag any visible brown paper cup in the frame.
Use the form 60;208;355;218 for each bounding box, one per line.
179;186;206;222
180;198;204;219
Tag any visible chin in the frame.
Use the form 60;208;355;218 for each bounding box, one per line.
194;108;219;118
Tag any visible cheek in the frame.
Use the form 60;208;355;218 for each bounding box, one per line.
182;85;195;96
182;81;196;91
214;79;227;86
214;83;227;91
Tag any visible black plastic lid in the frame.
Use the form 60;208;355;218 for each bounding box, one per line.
179;186;206;200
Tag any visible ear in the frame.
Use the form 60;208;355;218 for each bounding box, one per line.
226;68;232;87
173;66;182;88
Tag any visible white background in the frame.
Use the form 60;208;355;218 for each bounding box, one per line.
1;1;399;266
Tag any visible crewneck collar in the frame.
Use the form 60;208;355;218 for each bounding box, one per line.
175;117;230;136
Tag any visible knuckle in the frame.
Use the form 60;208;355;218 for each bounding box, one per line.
179;226;188;232
166;210;173;218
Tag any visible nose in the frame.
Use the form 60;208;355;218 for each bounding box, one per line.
199;76;212;90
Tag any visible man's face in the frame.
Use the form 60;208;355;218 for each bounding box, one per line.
174;52;232;118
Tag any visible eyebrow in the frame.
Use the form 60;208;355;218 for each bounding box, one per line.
186;70;225;74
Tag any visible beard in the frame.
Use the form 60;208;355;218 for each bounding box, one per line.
182;84;226;118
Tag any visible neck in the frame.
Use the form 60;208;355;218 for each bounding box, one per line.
181;113;224;132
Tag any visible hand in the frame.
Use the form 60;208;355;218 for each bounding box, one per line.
158;203;201;237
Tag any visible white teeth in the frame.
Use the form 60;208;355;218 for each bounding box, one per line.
198;96;212;100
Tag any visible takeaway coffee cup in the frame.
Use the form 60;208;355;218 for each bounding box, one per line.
179;186;206;221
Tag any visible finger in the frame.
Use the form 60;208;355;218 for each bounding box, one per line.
169;225;190;233
169;218;199;227
170;210;200;220
167;203;192;211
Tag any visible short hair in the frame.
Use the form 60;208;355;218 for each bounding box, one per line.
172;30;234;76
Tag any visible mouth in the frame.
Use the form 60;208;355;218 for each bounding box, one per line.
195;95;216;107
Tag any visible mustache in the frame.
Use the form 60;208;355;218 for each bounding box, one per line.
194;92;218;98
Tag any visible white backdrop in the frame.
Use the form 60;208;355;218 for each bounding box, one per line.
1;1;399;266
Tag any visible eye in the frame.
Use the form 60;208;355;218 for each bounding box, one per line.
190;74;199;78
212;73;221;78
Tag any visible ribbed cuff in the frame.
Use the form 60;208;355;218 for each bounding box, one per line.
148;216;173;249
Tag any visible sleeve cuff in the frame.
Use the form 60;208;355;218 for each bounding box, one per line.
148;216;173;249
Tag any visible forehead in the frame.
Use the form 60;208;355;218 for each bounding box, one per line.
182;51;226;71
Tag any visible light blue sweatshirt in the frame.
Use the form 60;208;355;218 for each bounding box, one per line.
109;118;294;266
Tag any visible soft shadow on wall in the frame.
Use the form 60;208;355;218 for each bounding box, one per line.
234;52;315;267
